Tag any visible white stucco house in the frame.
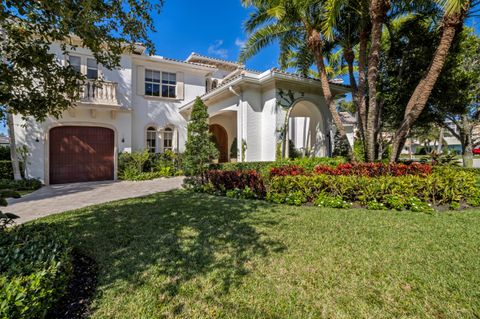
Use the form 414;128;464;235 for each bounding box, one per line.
13;40;350;184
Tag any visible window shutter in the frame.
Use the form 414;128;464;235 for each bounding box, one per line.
137;66;145;96
176;72;184;100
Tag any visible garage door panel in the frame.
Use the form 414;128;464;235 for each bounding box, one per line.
50;126;114;184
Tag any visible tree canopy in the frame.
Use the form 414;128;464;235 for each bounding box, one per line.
0;0;163;120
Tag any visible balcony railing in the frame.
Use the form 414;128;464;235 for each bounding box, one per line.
80;80;120;106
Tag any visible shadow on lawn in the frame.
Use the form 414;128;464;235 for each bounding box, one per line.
47;190;286;312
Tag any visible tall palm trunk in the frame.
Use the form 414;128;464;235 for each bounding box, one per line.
308;29;353;160
365;0;389;162
390;9;467;162
357;28;369;148
7;112;22;180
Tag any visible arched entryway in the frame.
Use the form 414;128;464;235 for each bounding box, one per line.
209;124;228;162
288;100;327;157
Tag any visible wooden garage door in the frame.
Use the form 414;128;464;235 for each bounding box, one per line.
49;126;114;184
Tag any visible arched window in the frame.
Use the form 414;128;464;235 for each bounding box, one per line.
205;78;211;92
212;79;218;89
163;127;173;152
146;127;157;153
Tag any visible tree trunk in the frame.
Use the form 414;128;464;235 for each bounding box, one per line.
357;28;369;149
7;112;22;181
308;29;352;160
461;115;474;168
390;10;467;162
365;0;389;162
437;127;444;152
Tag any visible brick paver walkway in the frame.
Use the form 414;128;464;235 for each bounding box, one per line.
7;177;184;224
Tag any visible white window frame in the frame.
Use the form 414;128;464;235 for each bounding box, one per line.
146;127;157;153
86;58;99;80
162;127;174;152
145;69;161;97
68;55;82;73
144;69;177;98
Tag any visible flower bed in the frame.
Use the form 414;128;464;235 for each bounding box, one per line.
192;158;480;212
267;167;480;211
202;170;266;199
313;162;432;177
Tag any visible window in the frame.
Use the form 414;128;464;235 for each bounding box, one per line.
212;79;218;89
163;128;173;152
146;127;157;153
87;58;98;79
68;56;81;73
145;69;161;96
162;72;176;98
145;70;176;98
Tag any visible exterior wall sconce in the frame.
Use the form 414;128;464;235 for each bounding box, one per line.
35;137;40;143
121;137;125;143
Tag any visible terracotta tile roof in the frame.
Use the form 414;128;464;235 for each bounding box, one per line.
271;68;350;88
162;56;217;69
186;53;244;68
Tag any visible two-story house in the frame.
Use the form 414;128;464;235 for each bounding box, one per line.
13;39;349;184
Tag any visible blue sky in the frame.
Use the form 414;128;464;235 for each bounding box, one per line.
149;0;279;70
150;0;479;70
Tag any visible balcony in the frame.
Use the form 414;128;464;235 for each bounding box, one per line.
79;80;120;106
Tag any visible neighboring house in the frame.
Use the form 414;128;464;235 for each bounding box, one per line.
13;39;349;184
0;134;9;147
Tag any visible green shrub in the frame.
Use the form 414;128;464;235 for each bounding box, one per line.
365;199;387;210
119;150;183;181
0;147;10;161
266;167;479;210
314;192;351;209
0;161;13;180
0;179;42;191
0;224;72;319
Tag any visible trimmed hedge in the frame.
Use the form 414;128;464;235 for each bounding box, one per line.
209;157;346;176
267;167;480;209
313;162;432;177
0;225;72;319
0;179;42;192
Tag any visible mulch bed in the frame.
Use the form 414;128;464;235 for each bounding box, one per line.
48;250;98;319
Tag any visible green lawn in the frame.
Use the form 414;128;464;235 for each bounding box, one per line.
37;191;480;318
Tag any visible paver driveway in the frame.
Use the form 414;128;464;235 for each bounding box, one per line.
7;177;184;224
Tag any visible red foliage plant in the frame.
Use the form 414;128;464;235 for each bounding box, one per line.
203;170;266;197
269;165;305;177
313;162;432;177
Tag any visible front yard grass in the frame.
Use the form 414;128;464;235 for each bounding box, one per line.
36;190;480;318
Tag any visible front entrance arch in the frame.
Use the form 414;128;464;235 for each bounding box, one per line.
288;100;327;157
209;124;228;162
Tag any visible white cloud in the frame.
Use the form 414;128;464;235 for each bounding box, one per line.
207;40;228;59
235;38;247;49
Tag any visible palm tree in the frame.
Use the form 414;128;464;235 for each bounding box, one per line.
390;0;474;162
240;0;353;159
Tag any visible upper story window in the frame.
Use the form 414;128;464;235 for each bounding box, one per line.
162;72;176;98
87;58;98;80
145;69;161;96
68;56;81;73
163;127;173;152
145;69;176;98
146;127;157;153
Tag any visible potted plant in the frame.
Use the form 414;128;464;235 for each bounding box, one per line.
230;138;238;163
